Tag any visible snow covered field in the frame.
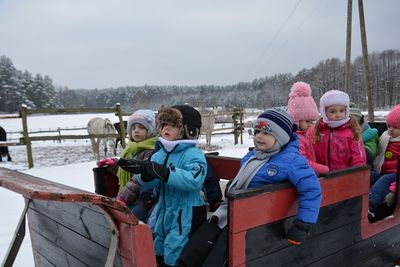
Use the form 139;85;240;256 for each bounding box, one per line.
0;112;254;266
0;110;390;265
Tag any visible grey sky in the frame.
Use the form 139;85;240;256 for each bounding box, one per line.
0;0;399;89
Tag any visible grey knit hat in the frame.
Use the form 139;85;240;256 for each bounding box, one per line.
127;109;156;139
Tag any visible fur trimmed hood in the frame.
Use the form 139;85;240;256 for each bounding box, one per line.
157;105;202;139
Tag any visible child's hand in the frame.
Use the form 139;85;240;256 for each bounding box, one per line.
117;158;145;174
287;219;312;245
96;158;117;168
140;162;170;182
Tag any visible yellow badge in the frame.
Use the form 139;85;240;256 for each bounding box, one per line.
385;151;393;159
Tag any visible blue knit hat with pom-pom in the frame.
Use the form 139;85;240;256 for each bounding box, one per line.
253;108;294;146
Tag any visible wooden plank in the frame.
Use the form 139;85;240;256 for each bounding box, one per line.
228;167;371;266
28;207;123;266
245;198;362;264
309;225;400;266
0;168;129;213
30;200;113;248
26;133;119;142
246;221;360;267
28;107;116;114
229;167;370;233
31;233;87;267
206;154;241;180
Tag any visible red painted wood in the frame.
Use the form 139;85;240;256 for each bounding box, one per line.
229;230;246;267
229;167;371;233
361;190;400;239
132;224;157;267
206;155;240;180
0;168;156;267
228;167;373;267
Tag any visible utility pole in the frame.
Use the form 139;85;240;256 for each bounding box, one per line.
358;0;374;122
344;0;352;93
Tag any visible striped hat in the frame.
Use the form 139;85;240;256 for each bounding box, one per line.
253;108;293;146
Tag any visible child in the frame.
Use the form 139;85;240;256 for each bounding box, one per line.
111;110;158;222
312;90;367;171
287;81;329;176
178;108;322;267
116;109;157;189
118;105;207;267
369;104;400;217
349;103;379;167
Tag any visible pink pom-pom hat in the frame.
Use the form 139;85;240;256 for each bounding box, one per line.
386;104;400;129
287;81;319;126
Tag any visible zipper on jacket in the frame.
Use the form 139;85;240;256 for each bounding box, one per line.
161;152;170;237
177;209;183;235
328;130;332;168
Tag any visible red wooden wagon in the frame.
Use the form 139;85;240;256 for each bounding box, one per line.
1;121;399;266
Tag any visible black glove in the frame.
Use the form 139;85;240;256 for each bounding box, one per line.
286;219;312;245
140;161;170;182
117;158;145;174
118;159;170;182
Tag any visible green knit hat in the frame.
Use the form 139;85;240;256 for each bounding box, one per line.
349;102;363;119
349;102;364;124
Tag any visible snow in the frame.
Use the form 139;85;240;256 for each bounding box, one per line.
0;110;391;265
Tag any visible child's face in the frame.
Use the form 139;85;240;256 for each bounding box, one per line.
161;124;181;141
299;120;313;131
326;105;346;121
387;124;400;138
254;131;276;151
131;123;148;142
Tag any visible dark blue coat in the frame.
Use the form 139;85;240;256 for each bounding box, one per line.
247;135;322;223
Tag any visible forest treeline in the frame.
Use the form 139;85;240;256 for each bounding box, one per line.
0;49;399;113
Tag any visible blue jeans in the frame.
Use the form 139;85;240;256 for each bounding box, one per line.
370;170;382;186
369;172;397;210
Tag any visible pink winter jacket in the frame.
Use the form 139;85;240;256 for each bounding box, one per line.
296;125;330;176
313;121;367;171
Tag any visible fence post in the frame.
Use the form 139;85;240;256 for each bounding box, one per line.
239;108;244;144
115;103;126;148
232;108;239;145
20;105;34;168
57;127;61;143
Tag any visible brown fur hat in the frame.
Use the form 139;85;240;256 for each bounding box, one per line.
157;105;202;139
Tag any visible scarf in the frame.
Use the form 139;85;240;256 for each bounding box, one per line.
117;136;157;189
373;131;400;173
323;117;350;129
213;149;277;229
158;136;199;152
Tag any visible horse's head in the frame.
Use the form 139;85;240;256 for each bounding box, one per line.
104;118;117;133
104;118;117;146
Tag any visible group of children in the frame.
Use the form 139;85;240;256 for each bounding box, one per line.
96;85;399;266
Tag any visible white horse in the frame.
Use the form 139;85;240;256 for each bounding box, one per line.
201;111;216;149
87;117;117;160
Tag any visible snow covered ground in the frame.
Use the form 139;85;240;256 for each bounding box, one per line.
0;110;391;266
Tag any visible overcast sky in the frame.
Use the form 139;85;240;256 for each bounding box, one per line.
0;0;399;89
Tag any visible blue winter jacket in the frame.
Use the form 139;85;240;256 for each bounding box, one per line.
247;135;322;223
138;141;207;266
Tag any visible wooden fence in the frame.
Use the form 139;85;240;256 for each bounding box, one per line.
6;104;127;168
200;107;244;145
1;105;245;168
